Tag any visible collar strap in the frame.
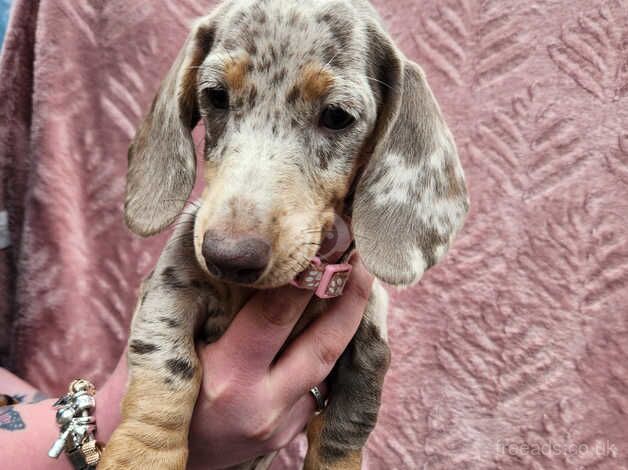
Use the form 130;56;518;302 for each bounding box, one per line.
291;215;353;299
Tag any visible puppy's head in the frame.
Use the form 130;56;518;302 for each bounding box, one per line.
125;0;469;288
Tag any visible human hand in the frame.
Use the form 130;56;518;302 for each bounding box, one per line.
187;255;374;469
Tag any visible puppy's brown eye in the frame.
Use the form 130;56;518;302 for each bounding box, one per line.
320;106;355;130
206;88;229;110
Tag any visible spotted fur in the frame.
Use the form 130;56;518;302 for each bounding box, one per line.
102;1;468;469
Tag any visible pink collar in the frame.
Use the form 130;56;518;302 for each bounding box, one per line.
291;215;353;299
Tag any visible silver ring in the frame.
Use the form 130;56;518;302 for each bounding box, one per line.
309;386;326;413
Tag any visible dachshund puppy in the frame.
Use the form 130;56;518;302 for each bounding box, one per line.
100;0;469;468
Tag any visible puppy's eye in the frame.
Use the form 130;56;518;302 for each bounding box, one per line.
205;87;229;110
320;106;355;130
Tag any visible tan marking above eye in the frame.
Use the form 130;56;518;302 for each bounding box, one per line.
224;55;251;91
299;62;334;102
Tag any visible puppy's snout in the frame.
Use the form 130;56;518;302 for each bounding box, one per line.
202;231;271;284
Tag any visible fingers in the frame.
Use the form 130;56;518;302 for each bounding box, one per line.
214;286;313;374
270;255;374;403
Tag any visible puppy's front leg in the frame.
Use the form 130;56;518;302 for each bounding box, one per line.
304;284;391;470
100;217;213;470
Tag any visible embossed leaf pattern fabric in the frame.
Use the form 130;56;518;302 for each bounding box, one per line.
1;0;627;468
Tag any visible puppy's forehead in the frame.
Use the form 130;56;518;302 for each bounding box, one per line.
216;0;365;76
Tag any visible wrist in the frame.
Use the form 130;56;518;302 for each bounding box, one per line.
95;355;128;444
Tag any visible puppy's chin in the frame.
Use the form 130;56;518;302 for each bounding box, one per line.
192;253;305;290
248;260;308;290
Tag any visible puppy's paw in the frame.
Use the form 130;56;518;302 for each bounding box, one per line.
99;419;188;470
303;453;362;470
303;415;363;470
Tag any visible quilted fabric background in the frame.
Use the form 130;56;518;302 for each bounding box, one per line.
1;0;627;468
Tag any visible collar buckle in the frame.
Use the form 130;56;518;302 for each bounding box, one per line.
291;257;353;299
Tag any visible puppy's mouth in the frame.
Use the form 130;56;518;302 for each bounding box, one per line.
196;214;353;291
279;214;353;285
288;214;354;298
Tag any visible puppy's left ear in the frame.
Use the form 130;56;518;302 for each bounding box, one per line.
353;27;470;286
124;17;216;237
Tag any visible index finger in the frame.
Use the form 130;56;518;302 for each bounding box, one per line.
215;285;313;373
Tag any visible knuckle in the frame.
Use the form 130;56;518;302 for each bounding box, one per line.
347;275;373;303
313;333;345;372
259;293;297;327
201;376;229;403
201;368;245;403
243;415;280;443
260;307;294;327
268;433;292;451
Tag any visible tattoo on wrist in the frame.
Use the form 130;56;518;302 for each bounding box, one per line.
0;394;19;407
0;406;25;431
0;390;49;431
0;390;49;406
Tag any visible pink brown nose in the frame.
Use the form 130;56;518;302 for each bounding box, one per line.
202;231;271;284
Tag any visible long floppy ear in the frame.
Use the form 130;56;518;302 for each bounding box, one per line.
124;17;216;236
353;27;470;286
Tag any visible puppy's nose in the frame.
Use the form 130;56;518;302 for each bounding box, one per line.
202;231;271;284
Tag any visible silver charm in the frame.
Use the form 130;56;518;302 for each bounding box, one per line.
48;379;99;468
48;425;73;458
56;406;75;426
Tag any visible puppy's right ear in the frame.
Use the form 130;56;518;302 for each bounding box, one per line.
352;24;469;286
125;17;216;236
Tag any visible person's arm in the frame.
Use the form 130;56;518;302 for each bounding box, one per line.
0;360;126;470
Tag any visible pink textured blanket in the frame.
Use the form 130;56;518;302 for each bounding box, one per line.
1;0;627;468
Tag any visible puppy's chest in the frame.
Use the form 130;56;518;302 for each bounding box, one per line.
200;287;330;347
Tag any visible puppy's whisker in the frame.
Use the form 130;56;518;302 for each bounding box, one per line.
225;49;237;67
366;75;393;90
352;232;377;243
167;231;194;243
162;198;202;209
319;51;339;76
169;222;194;230
166;231;195;247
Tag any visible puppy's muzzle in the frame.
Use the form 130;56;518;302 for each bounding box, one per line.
202;231;271;284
